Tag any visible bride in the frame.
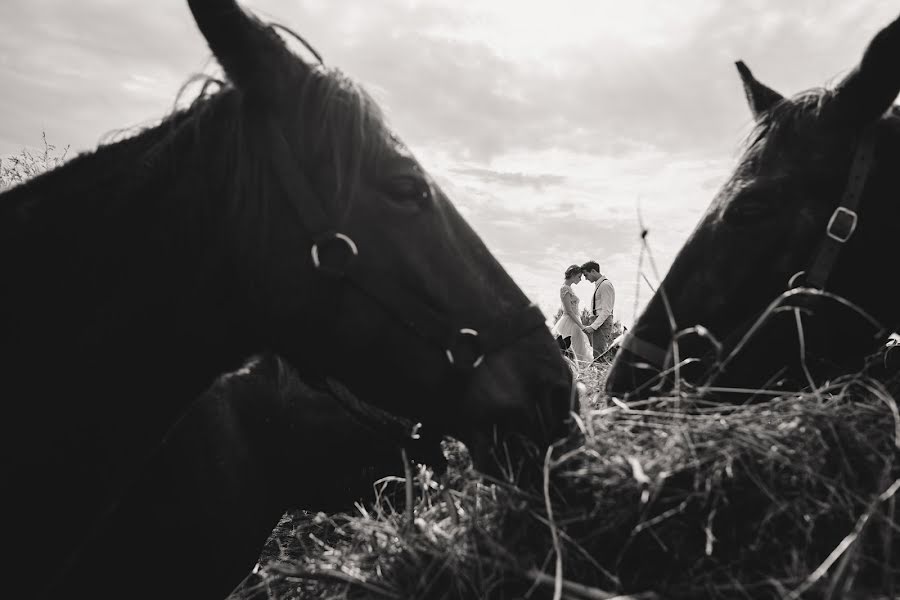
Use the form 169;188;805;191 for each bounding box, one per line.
550;265;593;366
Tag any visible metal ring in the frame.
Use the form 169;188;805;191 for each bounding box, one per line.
445;328;484;368
787;271;806;289
310;233;358;270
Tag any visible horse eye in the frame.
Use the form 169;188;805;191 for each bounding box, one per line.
384;175;432;209
723;189;777;225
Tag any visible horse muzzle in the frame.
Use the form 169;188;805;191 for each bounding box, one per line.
454;331;577;481
606;330;670;398
606;327;727;399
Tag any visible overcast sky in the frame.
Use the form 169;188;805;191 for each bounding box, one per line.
1;1;897;323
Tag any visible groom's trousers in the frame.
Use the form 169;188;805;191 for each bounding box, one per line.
591;318;614;360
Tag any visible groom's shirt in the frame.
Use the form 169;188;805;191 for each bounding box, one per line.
588;276;615;331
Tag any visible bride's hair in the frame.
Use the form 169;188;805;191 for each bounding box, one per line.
564;264;582;279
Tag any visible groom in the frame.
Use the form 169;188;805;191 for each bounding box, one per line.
580;261;616;359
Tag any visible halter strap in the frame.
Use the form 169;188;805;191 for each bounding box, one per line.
805;126;877;289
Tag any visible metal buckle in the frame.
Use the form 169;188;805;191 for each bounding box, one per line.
310;233;358;276
826;207;858;243
445;328;484;368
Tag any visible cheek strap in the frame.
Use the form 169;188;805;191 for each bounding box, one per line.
805;126;877;289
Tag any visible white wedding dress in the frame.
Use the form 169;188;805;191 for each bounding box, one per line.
550;285;593;366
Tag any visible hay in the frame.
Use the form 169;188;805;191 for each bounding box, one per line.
236;365;900;600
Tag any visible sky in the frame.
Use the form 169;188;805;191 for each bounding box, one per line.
1;0;898;324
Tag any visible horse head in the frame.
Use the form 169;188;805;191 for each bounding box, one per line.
186;0;574;472
607;13;900;399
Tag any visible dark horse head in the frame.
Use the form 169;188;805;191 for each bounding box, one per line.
1;0;573;597
607;14;900;400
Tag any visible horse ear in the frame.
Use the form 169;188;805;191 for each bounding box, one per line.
735;61;784;119
187;0;303;103
832;14;900;128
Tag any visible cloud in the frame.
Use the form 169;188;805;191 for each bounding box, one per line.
3;0;892;160
425;144;732;323
267;0;897;164
451;166;567;190
0;1;203;154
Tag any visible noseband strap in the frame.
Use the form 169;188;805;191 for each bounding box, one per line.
263;121;546;373
619;330;668;368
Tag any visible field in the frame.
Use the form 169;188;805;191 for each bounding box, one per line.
233;355;900;600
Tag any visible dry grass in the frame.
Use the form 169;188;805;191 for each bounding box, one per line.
233;351;900;600
0;132;69;190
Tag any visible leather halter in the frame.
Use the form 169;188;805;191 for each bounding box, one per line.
621;126;879;370
263;121;548;374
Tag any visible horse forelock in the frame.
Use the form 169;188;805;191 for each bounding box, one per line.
296;64;393;208
159;60;392;227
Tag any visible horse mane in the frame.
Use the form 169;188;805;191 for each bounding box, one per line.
146;56;394;219
740;85;900;180
742;88;835;157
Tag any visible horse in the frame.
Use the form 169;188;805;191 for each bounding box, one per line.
1;1;574;597
607;13;900;400
45;354;436;599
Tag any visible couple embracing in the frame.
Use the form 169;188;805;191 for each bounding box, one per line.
551;261;616;366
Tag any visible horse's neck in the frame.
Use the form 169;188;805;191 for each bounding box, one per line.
0;129;251;409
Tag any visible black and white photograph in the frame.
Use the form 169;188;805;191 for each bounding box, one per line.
2;1;899;598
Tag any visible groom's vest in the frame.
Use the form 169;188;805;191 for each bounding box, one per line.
591;277;608;319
